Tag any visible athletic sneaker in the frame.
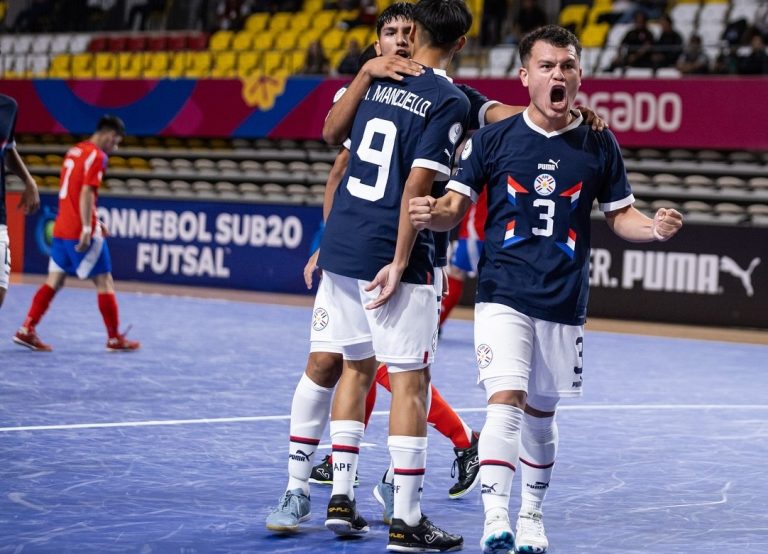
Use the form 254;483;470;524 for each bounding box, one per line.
515;510;548;553
480;510;515;554
309;454;359;486
387;515;463;552
107;333;140;352
265;488;311;532
448;431;480;498
13;328;52;352
324;494;369;536
372;473;394;524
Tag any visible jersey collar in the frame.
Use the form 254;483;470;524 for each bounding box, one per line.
432;68;453;82
523;109;583;137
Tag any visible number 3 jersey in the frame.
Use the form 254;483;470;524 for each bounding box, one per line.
319;67;470;285
53;141;108;240
447;111;634;325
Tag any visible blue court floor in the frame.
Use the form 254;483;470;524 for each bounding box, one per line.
1;283;767;553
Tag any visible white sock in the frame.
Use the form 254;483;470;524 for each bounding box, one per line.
479;404;523;518
384;459;395;484
389;435;428;526
286;372;333;495
330;419;365;500
519;412;558;515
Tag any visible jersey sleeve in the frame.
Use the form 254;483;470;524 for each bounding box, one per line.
83;148;106;188
445;131;488;203
412;94;469;181
596;130;634;212
456;84;498;131
329;84;353;150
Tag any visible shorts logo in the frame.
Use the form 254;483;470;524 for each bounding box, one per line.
476;343;493;368
312;308;329;331
534;173;556;196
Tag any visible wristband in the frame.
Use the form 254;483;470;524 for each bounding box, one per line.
651;224;666;242
82;225;92;233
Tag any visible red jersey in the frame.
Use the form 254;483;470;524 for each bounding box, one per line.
458;186;487;241
53;141;107;239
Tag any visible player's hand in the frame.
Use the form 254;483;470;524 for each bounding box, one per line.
651;208;683;241
363;55;424;82
409;196;437;230
365;263;404;310
75;227;92;252
98;219;110;238
18;179;40;215
442;267;449;296
576;106;608;131
304;249;321;289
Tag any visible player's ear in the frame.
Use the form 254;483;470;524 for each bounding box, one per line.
519;66;529;87
453;35;467;55
374;41;382;56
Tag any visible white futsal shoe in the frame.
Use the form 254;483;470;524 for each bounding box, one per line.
480;509;515;554
514;510;548;553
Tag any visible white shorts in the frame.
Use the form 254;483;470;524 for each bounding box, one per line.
310;270;439;369
474;302;584;399
0;225;9;290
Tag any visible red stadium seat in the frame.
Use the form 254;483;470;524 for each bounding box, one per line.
107;35;127;52
186;32;209;50
146;35;168;51
88;36;107;52
167;34;187;51
126;35;147;51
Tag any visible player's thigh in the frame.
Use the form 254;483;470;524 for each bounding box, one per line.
0;231;10;291
529;318;584;399
475;302;536;393
310;270;373;358
362;280;438;367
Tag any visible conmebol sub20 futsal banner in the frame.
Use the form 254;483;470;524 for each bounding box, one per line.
1;77;767;149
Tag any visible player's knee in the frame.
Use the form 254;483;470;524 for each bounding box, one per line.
487;389;526;409
306;351;343;387
0;288;6;308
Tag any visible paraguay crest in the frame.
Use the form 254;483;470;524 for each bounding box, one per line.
312;307;329;331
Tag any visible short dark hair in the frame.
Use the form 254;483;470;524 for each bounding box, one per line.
97;114;126;136
376;2;414;36
412;0;472;47
357;43;379;72
518;24;582;66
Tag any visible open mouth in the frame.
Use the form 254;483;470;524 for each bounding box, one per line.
396;49;409;57
550;86;566;104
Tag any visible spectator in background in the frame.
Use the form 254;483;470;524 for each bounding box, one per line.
216;0;245;30
712;44;739;74
737;33;768;74
302;40;330;74
338;0;377;29
336;38;363;75
607;10;654;71
651;13;683;69
513;0;547;42
676;34;709;74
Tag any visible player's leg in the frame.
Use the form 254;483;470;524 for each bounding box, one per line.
0;229;10;309
91;272;138;351
476;302;533;554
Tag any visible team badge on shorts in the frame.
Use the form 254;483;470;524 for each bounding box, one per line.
476;344;493;369
312;308;329;331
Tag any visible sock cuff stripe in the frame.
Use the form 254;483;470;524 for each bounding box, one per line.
289;435;321;446
394;467;426;476
480;459;516;471
519;457;555;469
332;444;360;454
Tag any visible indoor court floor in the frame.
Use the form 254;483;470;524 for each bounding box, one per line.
1;280;766;553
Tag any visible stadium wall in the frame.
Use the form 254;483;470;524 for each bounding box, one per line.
2;77;768;149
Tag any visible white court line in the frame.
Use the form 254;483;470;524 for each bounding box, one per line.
0;404;766;433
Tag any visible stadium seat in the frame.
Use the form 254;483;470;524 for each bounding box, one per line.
31;34;53;55
186;52;213;78
146;34;168;51
69;34;91;53
94;52;118;78
580;23;610;48
244;12;270;32
232;30;254;51
285;50;306;74
559;4;589;35
321;27;347;52
275;31;299;50
88;36;108;52
269;12;293;32
296;28;323;49
187;32;209;50
312;10;338;32
212;51;237;78
143;52;170;78
253;32;275;50
237;51;260;76
263;50;285;75
71;53;93;78
126;35;148;51
209;30;233;51
50;34;72;54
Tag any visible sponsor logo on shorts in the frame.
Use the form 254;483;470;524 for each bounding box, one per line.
476;343;493;368
312;308;329;331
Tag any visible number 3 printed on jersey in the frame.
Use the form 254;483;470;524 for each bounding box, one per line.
347;118;397;202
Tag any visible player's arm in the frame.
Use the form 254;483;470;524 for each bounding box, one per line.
5;146;40;214
75;186;96;252
322;55;423;145
484;103;607;131
365;167;436;309
605;204;683;242
410;190;472;232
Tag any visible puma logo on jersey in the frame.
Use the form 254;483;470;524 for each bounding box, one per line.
537;159;560;171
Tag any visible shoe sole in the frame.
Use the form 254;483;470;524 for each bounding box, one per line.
482;530;515;554
324;518;369;536
12;336;51;352
106;346;140;352
448;468;481;499
309;477;359;487
372;485;392;525
515;545;547;553
266;513;311;533
387;543;463;552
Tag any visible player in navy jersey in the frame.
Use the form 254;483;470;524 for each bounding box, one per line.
0;94;41;310
410;25;682;554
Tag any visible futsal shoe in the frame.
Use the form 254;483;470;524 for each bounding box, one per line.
481;510;515;554
325;494;369;536
387;515;463;552
106;333;140;352
514;510;548;553
13;327;52;352
309;454;359;486
265;488;311;533
448;431;480;498
372;472;394;524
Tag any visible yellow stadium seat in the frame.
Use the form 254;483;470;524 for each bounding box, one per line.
168;52;186;78
144;52;169;78
212;51;237;77
254;31;275;50
586;4;614;25
346;26;373;48
274;30;298;50
118;52;142;78
330;49;347;70
71;53;93;78
269;12;292;32
94;52;117;78
263;50;285;75
109;156;128;168
559;4;589;34
303;0;323;14
320;27;346;51
128;157;150;170
290;12;311;32
244;12;269;32
285;49;306;74
49;54;71;78
312;10;337;32
237;51;261;77
232;30;254;51
44;154;63;167
580;23;610;47
23;154;45;166
43;175;61;189
296;28;323;49
337;9;358;22
186;51;212;78
209;30;234;51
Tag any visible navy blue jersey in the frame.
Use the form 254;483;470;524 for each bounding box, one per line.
0;94;19;226
456;84;495;132
447;111;634;325
320;68;470;284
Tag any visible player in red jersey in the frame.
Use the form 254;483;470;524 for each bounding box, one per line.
13;115;140;353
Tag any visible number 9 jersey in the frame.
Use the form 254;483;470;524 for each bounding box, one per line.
319;67;470;285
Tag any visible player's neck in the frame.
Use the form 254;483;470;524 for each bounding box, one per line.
412;47;452;72
525;106;574;133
